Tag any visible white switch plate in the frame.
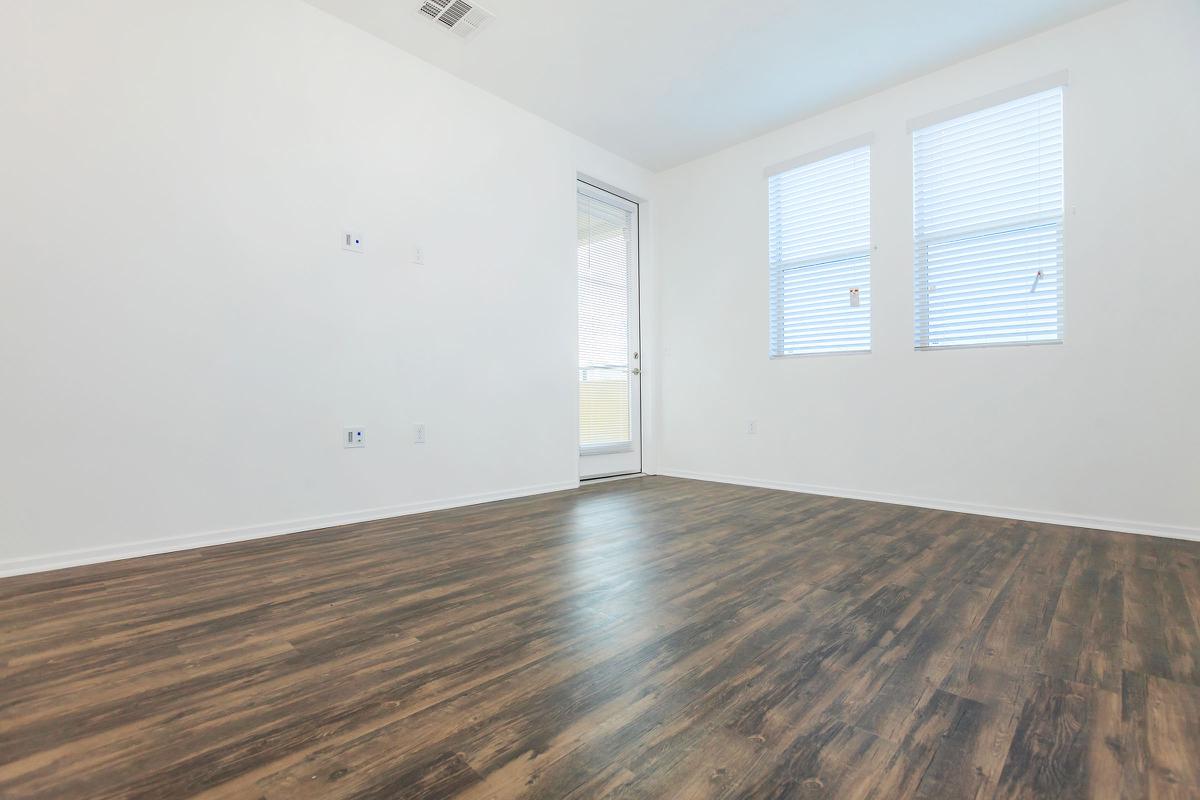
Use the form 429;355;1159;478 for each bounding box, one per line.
412;245;425;265
747;420;758;435
414;423;426;444
343;428;365;448
342;232;364;253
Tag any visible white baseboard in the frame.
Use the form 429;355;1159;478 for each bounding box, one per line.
0;480;580;579
657;468;1200;543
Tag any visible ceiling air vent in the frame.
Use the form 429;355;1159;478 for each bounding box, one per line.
417;0;495;40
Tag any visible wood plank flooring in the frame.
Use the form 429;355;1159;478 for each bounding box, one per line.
2;476;1199;799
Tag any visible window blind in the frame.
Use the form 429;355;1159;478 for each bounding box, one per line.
913;85;1065;349
768;145;871;357
577;186;635;451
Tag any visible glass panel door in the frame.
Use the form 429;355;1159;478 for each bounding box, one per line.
577;181;640;478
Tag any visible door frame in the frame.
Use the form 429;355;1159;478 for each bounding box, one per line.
577;177;642;480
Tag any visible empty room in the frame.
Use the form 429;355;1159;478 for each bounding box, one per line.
2;0;1199;797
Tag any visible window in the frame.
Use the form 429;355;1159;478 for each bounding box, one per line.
768;143;871;357
913;84;1065;349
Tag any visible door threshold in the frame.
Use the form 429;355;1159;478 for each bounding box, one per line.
580;472;645;484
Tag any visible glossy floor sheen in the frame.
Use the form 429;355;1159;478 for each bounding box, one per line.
2;477;1200;799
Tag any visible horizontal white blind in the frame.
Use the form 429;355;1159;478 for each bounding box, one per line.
914;86;1064;349
768;145;871;356
578;187;633;450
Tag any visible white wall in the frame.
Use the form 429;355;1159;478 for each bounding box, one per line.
0;0;653;575
653;0;1200;536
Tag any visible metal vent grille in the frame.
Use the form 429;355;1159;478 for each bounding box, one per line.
438;0;471;26
418;0;450;18
415;0;494;39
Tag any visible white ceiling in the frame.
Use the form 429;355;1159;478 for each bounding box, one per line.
304;0;1120;171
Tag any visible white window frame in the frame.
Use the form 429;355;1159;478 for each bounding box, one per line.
911;74;1068;351
766;134;873;359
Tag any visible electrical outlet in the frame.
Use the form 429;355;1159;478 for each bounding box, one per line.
342;232;364;253
412;245;425;265
343;428;365;448
747;420;758;435
414;423;426;444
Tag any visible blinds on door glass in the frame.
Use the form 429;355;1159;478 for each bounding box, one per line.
577;186;634;451
768;145;871;356
913;86;1065;349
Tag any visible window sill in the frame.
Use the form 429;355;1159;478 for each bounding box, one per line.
915;339;1063;352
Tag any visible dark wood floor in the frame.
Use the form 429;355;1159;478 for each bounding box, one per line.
2;477;1199;799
